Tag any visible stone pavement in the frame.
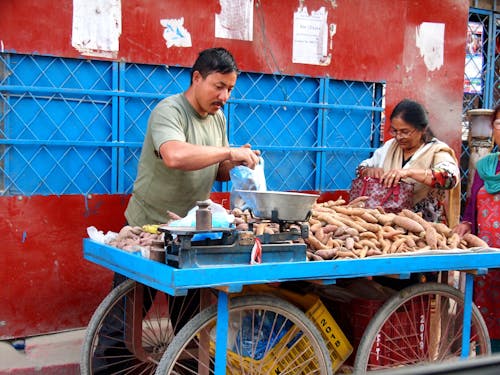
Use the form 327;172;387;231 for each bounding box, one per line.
0;329;83;374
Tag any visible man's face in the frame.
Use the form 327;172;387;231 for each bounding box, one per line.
192;71;237;116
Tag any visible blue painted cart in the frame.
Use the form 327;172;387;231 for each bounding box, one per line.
81;238;500;374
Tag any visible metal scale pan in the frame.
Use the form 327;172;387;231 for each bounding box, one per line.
231;190;320;222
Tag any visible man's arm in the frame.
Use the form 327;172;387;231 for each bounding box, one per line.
159;141;259;172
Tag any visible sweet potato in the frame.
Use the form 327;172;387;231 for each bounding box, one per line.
359;247;369;258
334;226;347;237
322;224;338;234
336;249;358;258
432;222;453;238
389;237;407;254
360;231;377;240
392;215;425;235
425;226;438;249
361;211;379;223
463;233;489;248
347;196;369;207
326;198;347;207
367;248;383;256
358;239;379;249
334;215;367;233
309;222;322;233
447;232;461;249
345;237;355;250
333;206;367;216
315;248;337;260
373;212;395;226
381;226;405;239
315;213;346;228
315;228;327;244
307;233;328;250
355;220;381;233
307;251;324;261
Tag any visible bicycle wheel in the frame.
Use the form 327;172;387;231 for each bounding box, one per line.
353;282;491;372
155;294;333;375
81;279;205;375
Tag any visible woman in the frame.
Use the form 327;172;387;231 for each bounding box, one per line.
357;98;461;226
453;104;500;350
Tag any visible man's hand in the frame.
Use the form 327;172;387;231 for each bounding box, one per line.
228;144;260;169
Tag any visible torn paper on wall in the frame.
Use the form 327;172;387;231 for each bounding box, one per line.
215;0;254;41
160;17;192;48
292;6;330;66
71;0;122;59
416;22;444;72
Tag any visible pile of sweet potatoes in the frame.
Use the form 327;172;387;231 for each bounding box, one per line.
108;225;164;253
306;197;489;261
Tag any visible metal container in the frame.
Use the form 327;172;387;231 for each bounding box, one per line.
231;190;319;221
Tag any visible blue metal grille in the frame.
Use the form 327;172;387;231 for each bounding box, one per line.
0;52;384;197
461;8;500;209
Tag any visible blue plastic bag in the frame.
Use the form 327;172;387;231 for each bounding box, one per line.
168;200;234;240
230;157;266;191
230;157;266;209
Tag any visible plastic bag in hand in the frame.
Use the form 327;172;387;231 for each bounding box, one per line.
230;157;266;209
230;157;266;191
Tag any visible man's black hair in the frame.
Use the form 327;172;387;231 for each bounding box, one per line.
191;47;239;83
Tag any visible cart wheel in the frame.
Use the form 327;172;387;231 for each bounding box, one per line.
353;282;491;372
155;295;333;375
81;279;206;375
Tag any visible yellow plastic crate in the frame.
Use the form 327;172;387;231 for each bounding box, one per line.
218;285;353;372
213;325;323;373
268;326;327;373
305;298;353;371
210;340;274;373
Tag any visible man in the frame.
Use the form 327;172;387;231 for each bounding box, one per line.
94;47;259;373
126;47;259;225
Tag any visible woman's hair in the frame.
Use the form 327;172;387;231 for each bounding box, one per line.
492;103;500;125
191;47;239;83
390;98;435;142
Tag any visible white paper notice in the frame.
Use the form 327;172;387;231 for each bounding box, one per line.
160;17;192;48
416;22;445;72
292;6;330;66
215;0;254;41
72;0;122;58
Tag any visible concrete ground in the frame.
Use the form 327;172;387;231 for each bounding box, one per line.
0;329;83;374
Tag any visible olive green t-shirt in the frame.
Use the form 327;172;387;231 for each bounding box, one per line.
125;93;229;226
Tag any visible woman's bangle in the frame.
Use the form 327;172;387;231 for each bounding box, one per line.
356;166;366;177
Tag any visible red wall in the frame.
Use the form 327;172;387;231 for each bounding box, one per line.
0;0;469;338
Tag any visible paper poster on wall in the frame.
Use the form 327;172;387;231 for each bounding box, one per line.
160;17;192;48
292;6;331;66
215;0;254;41
415;22;444;72
71;0;122;58
464;22;483;94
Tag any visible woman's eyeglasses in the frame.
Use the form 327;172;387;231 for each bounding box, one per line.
493;119;500;130
389;128;416;138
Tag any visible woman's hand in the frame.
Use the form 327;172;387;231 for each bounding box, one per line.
380;169;409;187
361;167;384;179
452;222;472;237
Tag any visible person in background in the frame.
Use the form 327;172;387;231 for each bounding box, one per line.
356;98;461;227
453;103;500;352
94;47;260;373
